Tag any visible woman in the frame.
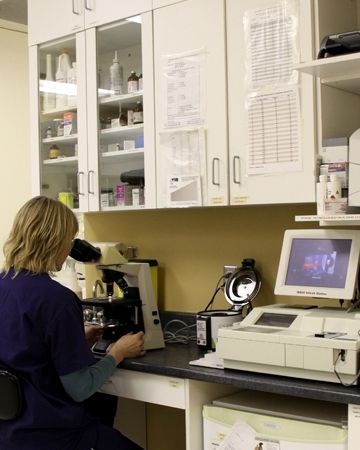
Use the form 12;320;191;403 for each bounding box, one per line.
0;196;144;450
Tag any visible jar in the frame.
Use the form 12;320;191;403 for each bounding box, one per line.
48;144;60;159
100;188;115;207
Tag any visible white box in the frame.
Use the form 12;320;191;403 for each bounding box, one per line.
321;138;348;163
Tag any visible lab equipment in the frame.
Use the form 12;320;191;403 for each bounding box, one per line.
274;229;360;300
82;242;164;354
217;304;360;384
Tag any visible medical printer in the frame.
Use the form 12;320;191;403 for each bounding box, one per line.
217;304;360;384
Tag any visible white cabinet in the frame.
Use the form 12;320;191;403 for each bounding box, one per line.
29;12;156;212
226;0;317;206
153;0;229;207
28;0;84;45
28;0;152;46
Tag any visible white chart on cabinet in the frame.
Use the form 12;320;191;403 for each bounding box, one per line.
244;0;299;89
161;48;206;128
246;87;302;175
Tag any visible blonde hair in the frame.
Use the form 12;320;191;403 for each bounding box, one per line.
3;196;79;274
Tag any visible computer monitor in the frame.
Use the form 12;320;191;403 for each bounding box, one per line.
275;229;360;300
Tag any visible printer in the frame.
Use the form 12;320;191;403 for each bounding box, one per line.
318;30;360;58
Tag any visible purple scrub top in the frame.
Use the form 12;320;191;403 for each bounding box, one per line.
0;268;99;450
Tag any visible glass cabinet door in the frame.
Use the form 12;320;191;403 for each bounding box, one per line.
38;36;82;210
89;13;156;210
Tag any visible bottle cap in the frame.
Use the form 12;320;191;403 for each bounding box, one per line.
113;50;119;63
329;173;339;181
319;174;327;182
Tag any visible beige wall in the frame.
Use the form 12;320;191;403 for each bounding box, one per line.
83;202;325;313
0;20;31;264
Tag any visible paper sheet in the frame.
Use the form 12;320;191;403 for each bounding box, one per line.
161;48;206;128
246;87;301;175
244;1;299;89
159;128;207;207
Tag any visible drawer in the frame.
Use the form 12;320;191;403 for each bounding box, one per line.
99;369;186;409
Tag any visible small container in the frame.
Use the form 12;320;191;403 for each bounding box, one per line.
58;192;74;208
100;188;115;207
327;174;342;199
138;73;143;91
116;183;125;206
127;109;134;126
316;174;327;215
133;101;143;124
48;144;60;159
127;70;139;93
46;126;52;138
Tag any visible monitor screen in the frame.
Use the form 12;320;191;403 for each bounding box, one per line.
274;230;360;300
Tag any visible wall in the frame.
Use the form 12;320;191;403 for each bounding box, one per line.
0;20;31;264
84;202;322;313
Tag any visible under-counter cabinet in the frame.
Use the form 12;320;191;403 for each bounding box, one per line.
28;10;156;212
226;0;317;205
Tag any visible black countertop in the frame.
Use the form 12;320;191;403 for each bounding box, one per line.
120;342;360;406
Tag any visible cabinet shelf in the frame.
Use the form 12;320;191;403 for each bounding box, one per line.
101;148;144;163
295;214;360;226
40;105;77;120
295;53;360;94
99;91;143;105
100;125;143;143
42;134;78;144
43;156;78;166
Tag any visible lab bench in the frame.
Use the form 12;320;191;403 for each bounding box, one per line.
99;342;360;450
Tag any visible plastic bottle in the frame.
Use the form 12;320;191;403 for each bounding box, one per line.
43;54;56;111
55;48;72;108
127;70;139;93
109;50;123;95
316;174;328;215
326;173;342;199
67;62;77;106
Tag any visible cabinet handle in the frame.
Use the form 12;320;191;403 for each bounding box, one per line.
72;0;81;15
233;156;241;184
212;157;220;186
88;170;95;195
77;171;85;196
84;0;94;11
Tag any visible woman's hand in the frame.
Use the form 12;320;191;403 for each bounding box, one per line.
84;325;103;347
108;331;145;364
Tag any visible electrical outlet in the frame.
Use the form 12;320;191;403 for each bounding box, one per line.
224;265;237;276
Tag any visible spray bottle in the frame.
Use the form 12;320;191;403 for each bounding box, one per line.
54;257;82;298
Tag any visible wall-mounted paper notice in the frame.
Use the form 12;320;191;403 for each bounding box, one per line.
159;127;207;207
244;1;299;89
246;87;301;175
161;48;206;128
218;420;256;450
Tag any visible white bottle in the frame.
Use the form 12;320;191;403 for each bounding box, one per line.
43;54;56;111
67;62;77;106
109;50;123;95
316;174;328;215
55;48;72;108
327;173;342;199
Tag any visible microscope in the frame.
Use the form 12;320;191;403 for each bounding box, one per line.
72;240;165;355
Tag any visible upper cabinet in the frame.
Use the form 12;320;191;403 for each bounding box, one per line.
28;0;152;46
226;0;317;206
153;0;229;207
29;10;156;212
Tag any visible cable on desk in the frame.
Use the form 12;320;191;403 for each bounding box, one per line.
333;349;360;387
163;319;197;344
